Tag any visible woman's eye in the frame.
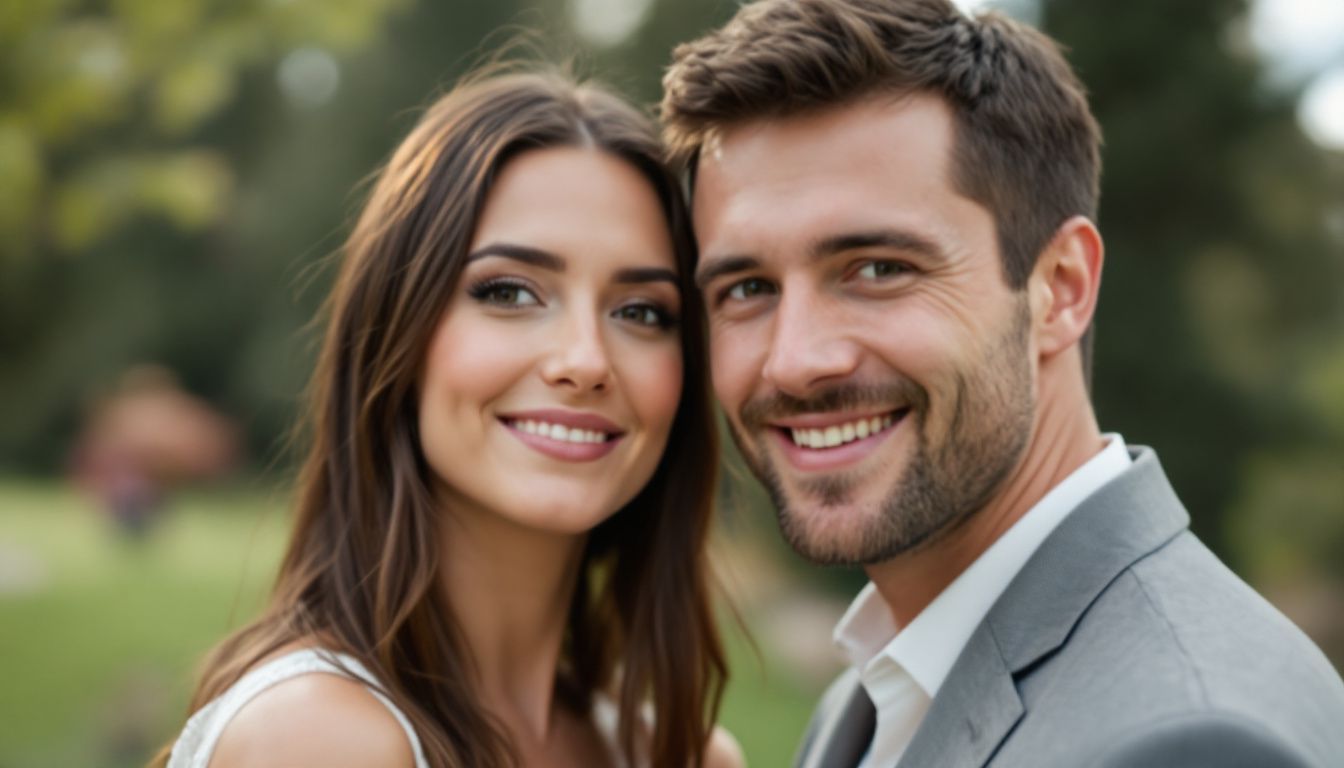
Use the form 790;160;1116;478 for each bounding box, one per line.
469;279;540;307
725;277;776;302
855;261;909;281
614;303;674;329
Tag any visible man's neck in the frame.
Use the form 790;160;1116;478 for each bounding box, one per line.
866;382;1103;628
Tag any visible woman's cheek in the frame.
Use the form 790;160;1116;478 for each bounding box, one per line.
630;342;684;438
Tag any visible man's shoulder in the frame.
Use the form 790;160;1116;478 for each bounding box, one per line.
1086;710;1313;768
1100;528;1339;697
1009;528;1344;765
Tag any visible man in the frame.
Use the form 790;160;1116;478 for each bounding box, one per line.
661;1;1344;765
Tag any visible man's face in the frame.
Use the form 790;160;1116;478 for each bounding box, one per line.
693;94;1038;565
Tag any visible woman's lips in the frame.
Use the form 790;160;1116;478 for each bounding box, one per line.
498;410;625;462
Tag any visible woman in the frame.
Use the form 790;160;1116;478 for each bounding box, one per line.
158;68;740;768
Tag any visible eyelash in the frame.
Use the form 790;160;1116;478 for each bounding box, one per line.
717;277;777;305
715;259;912;306
467;277;677;330
853;260;911;280
467;277;539;307
614;302;678;330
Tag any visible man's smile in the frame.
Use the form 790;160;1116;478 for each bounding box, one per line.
765;408;910;471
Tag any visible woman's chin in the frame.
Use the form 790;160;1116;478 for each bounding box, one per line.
485;485;631;536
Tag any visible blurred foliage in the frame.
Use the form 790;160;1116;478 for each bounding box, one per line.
0;0;407;258
1043;0;1344;595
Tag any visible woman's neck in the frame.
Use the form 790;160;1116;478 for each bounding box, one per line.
437;497;587;743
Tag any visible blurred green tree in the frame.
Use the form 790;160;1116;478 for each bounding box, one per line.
0;0;410;469
1045;0;1343;570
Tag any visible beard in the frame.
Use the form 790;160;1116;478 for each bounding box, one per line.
729;300;1035;566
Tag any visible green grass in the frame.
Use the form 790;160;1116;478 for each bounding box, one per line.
0;479;817;767
0;479;288;767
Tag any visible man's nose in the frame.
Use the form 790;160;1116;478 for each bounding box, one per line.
761;287;861;397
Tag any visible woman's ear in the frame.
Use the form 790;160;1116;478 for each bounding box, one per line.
1029;215;1104;359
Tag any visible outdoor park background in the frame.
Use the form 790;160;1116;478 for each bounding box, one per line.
1;0;1342;765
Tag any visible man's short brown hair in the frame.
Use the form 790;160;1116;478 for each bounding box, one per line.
662;0;1102;293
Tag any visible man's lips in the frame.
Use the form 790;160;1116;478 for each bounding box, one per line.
764;408;910;472
769;408;908;448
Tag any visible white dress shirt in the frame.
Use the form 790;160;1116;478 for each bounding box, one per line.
834;434;1132;768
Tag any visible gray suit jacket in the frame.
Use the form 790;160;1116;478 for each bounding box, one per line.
794;447;1344;767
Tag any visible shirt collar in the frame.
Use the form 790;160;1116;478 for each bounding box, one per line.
833;433;1132;697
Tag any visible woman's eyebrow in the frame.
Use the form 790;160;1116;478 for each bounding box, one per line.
465;243;565;271
614;266;678;285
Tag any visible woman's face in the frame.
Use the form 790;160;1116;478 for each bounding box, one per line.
418;147;684;534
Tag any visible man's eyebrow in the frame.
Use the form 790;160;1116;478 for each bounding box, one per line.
465;243;565;271
811;230;945;261
694;255;760;290
614;266;679;286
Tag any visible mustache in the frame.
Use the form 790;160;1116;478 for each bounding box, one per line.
739;379;928;428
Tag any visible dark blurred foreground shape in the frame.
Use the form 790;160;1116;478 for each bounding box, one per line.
69;365;239;537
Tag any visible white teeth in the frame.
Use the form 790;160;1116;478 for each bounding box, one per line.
511;419;610;444
824;426;842;447
788;412;899;449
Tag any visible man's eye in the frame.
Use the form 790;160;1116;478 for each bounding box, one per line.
726;277;776;301
856;261;909;280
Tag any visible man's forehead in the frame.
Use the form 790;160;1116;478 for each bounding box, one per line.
696;94;955;188
693;95;959;228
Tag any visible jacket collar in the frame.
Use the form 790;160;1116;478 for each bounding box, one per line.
894;446;1190;767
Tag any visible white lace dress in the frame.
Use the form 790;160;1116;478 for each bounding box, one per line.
167;647;634;767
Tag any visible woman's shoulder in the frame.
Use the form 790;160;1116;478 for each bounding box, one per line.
705;725;746;768
210;668;414;768
183;644;418;768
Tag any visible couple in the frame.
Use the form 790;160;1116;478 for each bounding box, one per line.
161;1;1344;766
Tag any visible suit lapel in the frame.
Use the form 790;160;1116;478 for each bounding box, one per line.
896;626;1023;768
799;676;876;768
898;447;1190;767
985;447;1189;671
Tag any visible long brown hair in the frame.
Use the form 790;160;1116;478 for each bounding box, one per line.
158;69;725;768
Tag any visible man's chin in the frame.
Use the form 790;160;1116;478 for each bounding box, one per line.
773;495;892;566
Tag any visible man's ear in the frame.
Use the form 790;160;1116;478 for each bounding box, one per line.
1029;215;1103;358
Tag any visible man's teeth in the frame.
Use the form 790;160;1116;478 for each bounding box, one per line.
790;413;895;449
514;420;611;444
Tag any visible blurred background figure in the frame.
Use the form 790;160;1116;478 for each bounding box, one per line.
69;365;239;539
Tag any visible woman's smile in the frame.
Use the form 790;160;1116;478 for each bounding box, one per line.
498;409;625;462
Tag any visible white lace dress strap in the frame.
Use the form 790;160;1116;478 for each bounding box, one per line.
167;648;430;768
